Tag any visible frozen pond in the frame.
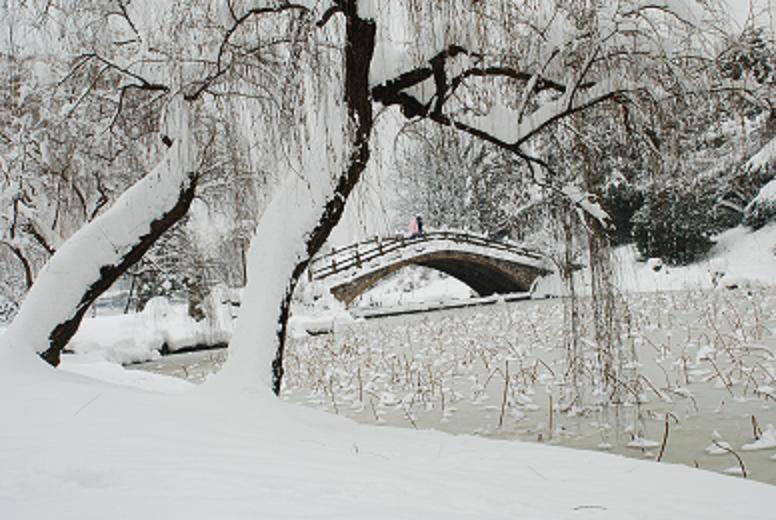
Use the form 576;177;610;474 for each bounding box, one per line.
131;289;776;486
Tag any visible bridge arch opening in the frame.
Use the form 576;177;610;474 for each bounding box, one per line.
309;231;551;307
329;250;548;306
349;265;473;307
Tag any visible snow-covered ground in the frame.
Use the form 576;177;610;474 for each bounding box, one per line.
534;223;776;296
1;349;774;520
351;265;473;308
2;224;775;518
138;287;776;486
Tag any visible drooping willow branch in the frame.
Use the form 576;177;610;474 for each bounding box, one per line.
185;3;312;101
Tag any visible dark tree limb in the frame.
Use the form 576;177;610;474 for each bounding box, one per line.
317;2;344;28
271;0;376;395
4;243;34;290
24;222;56;256
185;3;311;101
89;172;110;221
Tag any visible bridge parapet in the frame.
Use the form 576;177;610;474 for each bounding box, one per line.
309;230;547;283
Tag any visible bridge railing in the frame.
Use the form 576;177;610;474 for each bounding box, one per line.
308;230;545;281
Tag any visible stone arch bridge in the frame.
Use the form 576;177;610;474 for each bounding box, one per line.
308;230;552;306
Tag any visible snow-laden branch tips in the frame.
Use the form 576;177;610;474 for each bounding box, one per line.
371;44;624;228
371;45;629;149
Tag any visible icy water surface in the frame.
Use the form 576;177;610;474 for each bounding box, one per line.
131;289;776;486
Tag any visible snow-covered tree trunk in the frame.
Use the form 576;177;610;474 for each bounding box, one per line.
221;1;375;394
1;101;199;365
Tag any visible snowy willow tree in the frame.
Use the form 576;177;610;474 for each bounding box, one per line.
1;0;758;397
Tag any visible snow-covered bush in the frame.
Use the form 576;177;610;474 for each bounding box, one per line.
744;178;776;229
631;183;716;265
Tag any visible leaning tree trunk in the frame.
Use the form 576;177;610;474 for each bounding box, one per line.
1;100;199;365
220;2;375;395
270;4;375;395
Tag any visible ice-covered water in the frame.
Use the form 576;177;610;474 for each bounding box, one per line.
131;289;776;486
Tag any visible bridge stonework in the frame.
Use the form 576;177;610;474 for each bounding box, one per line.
330;250;548;305
310;231;552;307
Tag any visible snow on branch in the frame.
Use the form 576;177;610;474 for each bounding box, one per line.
747;135;776;172
2;100;200;364
373;44;635;149
185;3;312;101
562;185;612;230
372;46;630;227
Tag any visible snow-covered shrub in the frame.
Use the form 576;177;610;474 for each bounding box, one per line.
744;178;776;229
0;295;17;322
631;183;716;265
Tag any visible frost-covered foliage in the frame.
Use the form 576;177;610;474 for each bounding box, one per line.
0;3;172;306
745;179;776;229
719;26;776;86
3;97;200;362
0;0;299;311
392;124;532;238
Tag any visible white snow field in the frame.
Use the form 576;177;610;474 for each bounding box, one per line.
0;349;774;520
2;224;775;518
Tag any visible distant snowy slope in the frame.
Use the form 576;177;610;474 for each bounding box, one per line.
534;224;776;296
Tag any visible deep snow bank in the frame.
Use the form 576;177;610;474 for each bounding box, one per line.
0;355;773;520
66;293;234;365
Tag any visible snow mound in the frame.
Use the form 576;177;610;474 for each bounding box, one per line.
68;296;233;365
626;437;660;449
745;179;776;229
741;424;776;451
59;356;194;394
0;355;773;520
705;441;732;456
723;466;745;476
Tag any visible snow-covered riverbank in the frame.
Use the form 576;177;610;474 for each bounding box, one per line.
1;343;774;520
131;288;776;486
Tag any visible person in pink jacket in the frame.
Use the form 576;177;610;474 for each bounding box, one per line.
408;215;424;238
408;216;419;237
